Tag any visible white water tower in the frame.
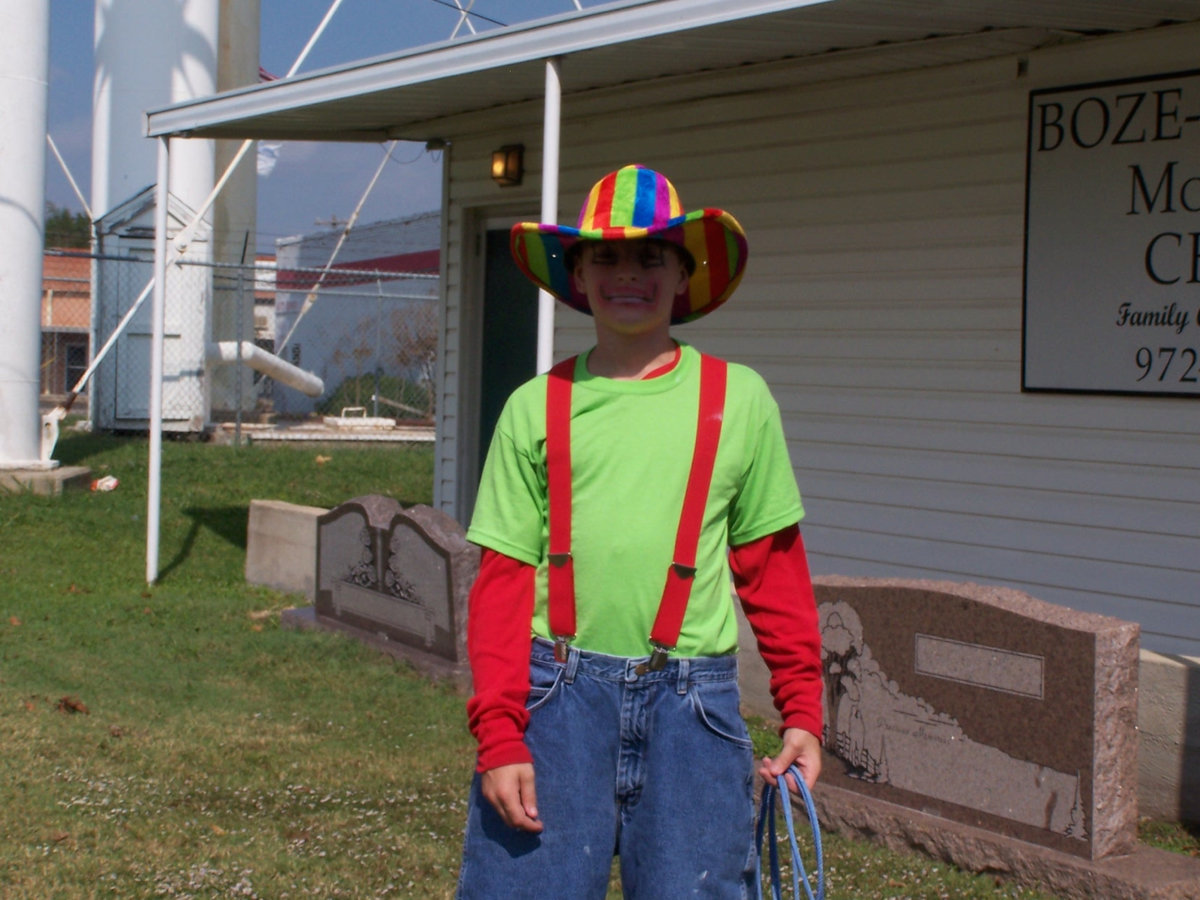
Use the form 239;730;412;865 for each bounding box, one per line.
90;0;259;432
0;0;52;468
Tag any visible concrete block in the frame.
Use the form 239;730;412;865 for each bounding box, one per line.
244;498;327;600
1138;650;1200;824
0;465;92;495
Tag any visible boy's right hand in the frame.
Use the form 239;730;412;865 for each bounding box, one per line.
481;763;543;833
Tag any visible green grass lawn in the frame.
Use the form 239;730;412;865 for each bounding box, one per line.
0;428;1194;898
1;430;466;898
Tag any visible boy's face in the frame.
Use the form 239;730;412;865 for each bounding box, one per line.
571;239;690;339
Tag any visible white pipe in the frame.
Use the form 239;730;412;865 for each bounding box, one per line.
535;57;563;375
46;134;93;220
73;278;153;393
288;0;347;78
0;0;51;468
450;0;478;38
207;341;324;397
148;139;170;585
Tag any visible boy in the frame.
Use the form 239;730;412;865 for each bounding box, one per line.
457;165;823;899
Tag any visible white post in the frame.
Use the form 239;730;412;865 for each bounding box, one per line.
535;57;563;375
147;139;170;584
0;0;51;468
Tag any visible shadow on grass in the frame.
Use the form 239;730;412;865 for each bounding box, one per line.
158;506;249;581
52;429;141;466
1139;817;1200;857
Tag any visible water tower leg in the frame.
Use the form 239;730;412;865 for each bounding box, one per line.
0;0;51;469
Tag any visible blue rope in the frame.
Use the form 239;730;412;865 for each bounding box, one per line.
755;764;824;900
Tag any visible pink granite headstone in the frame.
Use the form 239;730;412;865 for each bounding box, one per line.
815;576;1139;861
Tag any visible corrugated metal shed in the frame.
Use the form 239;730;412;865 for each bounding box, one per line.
146;0;1200;141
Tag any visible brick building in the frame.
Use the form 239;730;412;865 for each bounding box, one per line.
40;251;90;399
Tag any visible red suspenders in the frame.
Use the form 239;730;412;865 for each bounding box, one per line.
545;357;577;649
544;352;728;670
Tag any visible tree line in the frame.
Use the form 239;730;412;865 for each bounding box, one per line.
44;202;91;249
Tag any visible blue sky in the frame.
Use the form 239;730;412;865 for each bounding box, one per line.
46;0;598;252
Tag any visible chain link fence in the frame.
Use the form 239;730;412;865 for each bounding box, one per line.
267;261;439;424
69;250;438;433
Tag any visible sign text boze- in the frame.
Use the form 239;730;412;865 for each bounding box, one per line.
1024;71;1200;395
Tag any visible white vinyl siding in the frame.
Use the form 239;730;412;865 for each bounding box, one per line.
436;22;1200;656
433;106;548;517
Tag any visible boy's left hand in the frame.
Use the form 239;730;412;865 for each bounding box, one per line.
758;727;821;792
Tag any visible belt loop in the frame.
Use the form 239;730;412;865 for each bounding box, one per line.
564;644;580;684
676;658;690;695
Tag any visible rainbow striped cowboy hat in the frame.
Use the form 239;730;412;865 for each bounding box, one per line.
510;165;749;324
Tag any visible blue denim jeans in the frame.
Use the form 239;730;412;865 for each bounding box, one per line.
457;638;758;899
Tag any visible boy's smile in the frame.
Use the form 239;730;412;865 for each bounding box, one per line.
571;239;690;338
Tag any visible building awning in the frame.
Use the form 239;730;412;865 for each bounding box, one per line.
145;0;1200;143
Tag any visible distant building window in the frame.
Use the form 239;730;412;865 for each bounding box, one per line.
65;343;88;391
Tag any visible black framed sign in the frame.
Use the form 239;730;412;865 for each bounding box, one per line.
1023;70;1200;396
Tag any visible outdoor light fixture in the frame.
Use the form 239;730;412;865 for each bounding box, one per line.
490;144;524;187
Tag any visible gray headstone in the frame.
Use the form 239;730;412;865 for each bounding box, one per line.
379;504;474;663
314;496;476;673
815;576;1139;861
315;495;403;623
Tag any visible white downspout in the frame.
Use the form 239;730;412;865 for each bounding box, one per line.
535;57;563;375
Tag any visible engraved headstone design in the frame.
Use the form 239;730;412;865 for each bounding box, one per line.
377;506;461;658
315;495;402;624
315;496;475;668
821;601;1085;840
814;577;1138;860
347;527;378;589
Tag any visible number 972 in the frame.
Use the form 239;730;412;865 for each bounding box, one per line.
1135;347;1199;383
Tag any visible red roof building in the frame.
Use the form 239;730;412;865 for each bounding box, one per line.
41;251;91;398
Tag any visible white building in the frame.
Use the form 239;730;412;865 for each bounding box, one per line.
272;213;440;417
146;0;1200;822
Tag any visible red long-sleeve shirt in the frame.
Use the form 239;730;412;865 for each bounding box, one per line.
465;523;823;773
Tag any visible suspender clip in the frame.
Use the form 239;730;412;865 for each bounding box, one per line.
548;552;571;568
635;642;673;676
671;562;697;580
553;635;573;663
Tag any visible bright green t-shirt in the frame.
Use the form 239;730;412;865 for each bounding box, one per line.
466;343;803;658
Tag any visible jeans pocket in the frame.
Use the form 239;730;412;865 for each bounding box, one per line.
689;680;753;749
525;656;565;712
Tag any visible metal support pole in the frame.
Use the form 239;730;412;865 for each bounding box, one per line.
147;138;170;585
235;263;244;448
535;57;563;375
374;277;384;418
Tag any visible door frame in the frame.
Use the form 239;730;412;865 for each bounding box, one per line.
451;206;539;524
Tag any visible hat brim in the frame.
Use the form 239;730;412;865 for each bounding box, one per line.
510;208;748;325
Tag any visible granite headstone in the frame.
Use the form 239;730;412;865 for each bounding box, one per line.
313;495;476;675
814;576;1139;861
